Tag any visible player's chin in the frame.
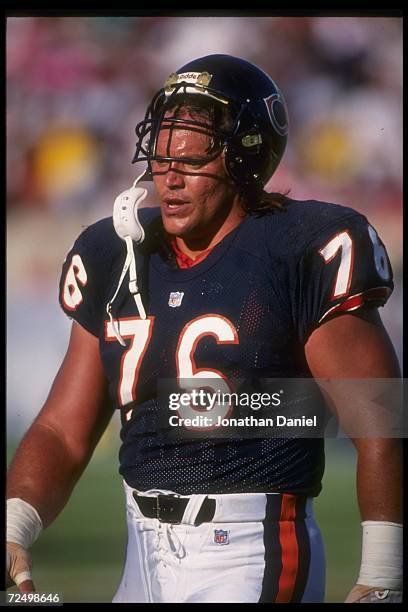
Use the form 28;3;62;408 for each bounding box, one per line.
162;215;195;237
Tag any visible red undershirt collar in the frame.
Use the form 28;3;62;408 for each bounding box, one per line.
168;236;213;269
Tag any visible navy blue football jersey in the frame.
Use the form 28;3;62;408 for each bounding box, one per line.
59;199;393;496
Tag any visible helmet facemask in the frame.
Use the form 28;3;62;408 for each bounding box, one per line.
133;83;268;187
132;57;288;190
134;86;234;170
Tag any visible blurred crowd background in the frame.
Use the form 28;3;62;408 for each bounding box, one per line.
5;15;403;603
7;15;403;431
7;15;402;435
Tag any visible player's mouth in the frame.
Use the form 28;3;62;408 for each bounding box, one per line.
163;198;191;215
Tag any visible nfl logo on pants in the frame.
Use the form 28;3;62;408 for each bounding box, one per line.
214;529;230;545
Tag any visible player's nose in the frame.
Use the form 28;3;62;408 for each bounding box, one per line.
165;162;186;188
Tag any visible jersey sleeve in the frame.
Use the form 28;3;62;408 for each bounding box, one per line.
294;213;394;344
59;224;109;337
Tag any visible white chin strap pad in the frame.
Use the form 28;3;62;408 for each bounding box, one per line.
113;186;147;243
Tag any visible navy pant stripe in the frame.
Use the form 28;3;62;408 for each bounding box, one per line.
291;496;311;602
259;495;282;603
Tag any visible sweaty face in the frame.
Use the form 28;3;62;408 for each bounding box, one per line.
151;110;244;248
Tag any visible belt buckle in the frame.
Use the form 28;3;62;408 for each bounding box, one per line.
156;494;182;524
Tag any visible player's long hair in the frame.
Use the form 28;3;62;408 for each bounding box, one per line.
160;97;290;215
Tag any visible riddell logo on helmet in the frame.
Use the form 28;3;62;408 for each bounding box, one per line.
165;72;213;92
179;72;202;80
178;72;212;85
264;93;288;137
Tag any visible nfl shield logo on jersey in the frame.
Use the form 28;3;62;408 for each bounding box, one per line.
214;529;230;545
168;292;184;308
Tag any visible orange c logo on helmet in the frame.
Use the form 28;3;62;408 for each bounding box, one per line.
264;93;288;137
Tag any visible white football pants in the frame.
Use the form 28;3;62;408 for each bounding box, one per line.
112;480;325;603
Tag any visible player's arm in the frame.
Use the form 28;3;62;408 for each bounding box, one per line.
305;308;402;603
6;321;114;593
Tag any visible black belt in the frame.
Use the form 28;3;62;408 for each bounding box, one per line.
133;493;216;525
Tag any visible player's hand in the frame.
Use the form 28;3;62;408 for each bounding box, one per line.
6;542;36;593
345;584;402;603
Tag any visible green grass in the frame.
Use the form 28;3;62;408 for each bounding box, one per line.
7;436;360;603
315;439;360;602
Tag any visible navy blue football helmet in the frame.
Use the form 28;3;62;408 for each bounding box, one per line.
132;54;288;188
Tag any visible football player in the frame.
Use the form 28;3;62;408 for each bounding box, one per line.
7;54;402;603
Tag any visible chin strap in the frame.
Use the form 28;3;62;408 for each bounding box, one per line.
106;237;147;346
107;170;148;346
127;235;147;320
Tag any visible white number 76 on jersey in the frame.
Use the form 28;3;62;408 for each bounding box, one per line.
105;314;238;423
